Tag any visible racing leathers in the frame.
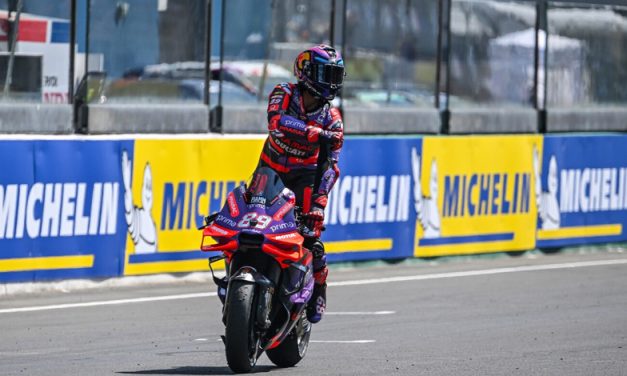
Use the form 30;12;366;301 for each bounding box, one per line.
258;82;343;323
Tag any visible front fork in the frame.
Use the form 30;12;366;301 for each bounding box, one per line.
210;251;277;330
208;253;308;350
226;266;275;329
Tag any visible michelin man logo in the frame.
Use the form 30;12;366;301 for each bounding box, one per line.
533;147;560;230
411;148;441;238
122;150;158;253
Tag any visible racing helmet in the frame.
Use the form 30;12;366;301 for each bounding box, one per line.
294;45;345;101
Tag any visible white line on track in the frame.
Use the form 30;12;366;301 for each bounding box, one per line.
325;310;396;316
310;340;376;344
1;258;626;315
0;292;216;314
328;259;627;287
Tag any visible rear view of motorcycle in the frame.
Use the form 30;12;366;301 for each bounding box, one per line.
200;167;314;373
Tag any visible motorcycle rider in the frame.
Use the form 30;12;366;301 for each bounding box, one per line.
257;45;345;323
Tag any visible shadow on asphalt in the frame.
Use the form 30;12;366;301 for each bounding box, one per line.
118;365;275;375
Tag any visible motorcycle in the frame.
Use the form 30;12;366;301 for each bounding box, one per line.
200;166;314;373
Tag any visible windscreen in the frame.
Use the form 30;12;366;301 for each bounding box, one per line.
245;166;287;206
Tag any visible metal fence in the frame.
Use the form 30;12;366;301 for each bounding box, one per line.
0;0;625;134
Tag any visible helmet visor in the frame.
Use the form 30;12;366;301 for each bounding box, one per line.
313;63;345;87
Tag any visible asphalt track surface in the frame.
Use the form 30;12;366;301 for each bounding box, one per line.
1;250;627;376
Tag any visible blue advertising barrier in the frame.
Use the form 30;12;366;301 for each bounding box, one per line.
536;135;627;248
1;134;626;283
323;137;421;262
0;140;131;282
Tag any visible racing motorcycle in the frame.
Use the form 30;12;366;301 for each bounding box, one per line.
200;166;314;373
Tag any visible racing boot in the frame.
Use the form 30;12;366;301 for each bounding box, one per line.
306;239;328;323
307;281;327;323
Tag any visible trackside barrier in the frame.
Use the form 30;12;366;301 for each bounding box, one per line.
1;134;626;282
218;105;441;134
0;104;73;134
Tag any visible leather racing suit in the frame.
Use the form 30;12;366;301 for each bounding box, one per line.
257;82;344;290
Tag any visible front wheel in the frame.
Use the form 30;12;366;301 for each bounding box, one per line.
225;281;258;373
266;311;311;368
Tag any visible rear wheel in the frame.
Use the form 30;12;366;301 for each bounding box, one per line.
266;311;311;368
225;281;258;373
